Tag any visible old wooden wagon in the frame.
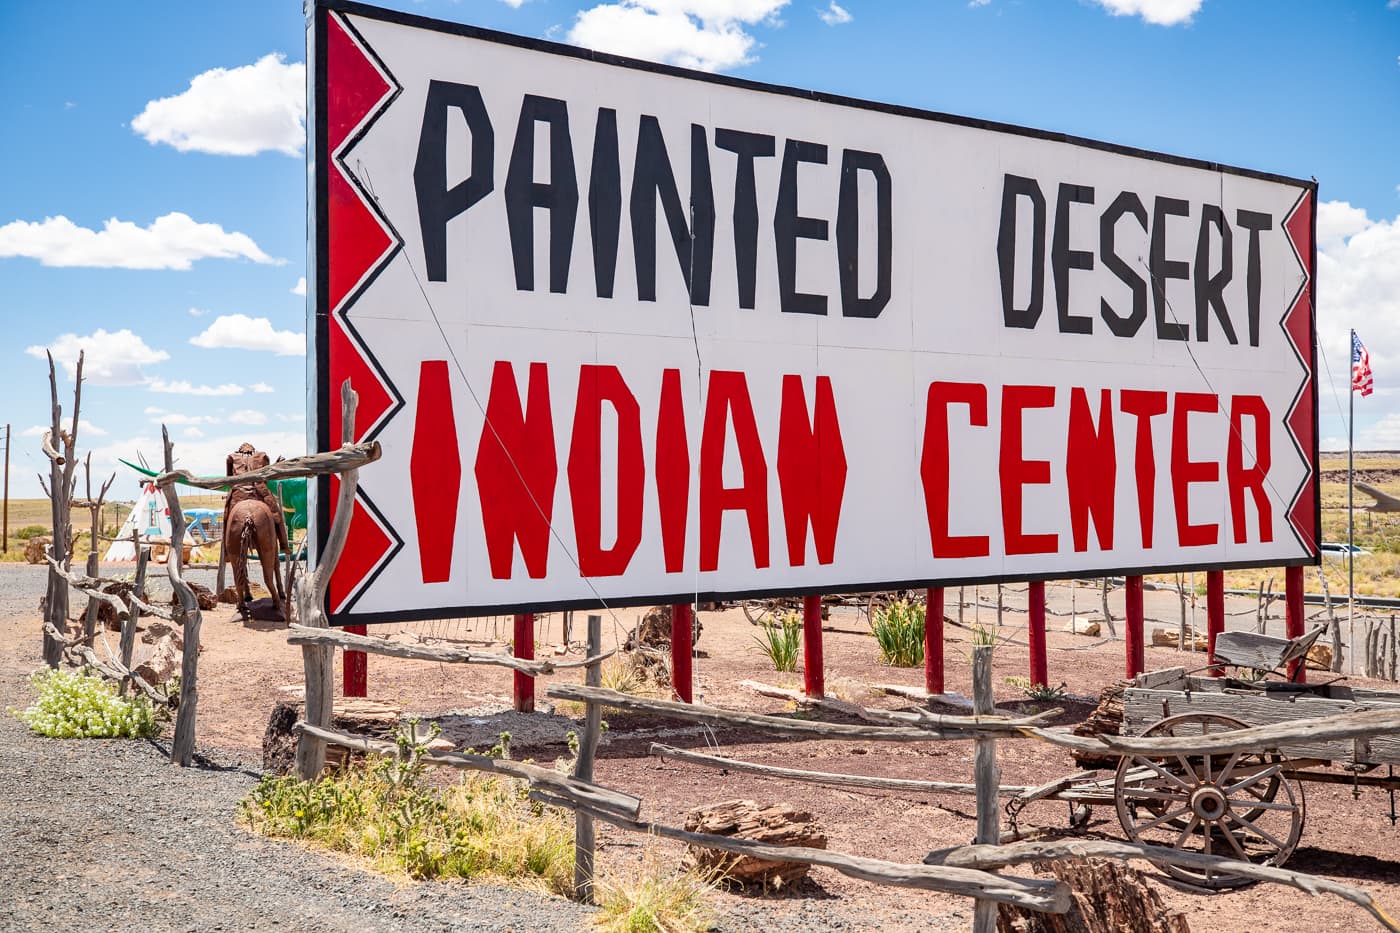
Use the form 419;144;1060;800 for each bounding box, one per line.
1019;627;1400;889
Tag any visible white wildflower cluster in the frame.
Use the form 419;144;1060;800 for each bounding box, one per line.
11;668;158;739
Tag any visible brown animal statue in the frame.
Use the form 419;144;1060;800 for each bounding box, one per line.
222;443;291;620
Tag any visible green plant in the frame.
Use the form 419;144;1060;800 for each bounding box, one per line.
11;668;159;739
871;600;925;667
751;612;801;672
1005;676;1069;702
13;525;47;540
594;859;717;933
240;729;573;890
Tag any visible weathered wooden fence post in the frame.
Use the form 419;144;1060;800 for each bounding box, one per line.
118;533;148;692
671;603;693;702
972;645;999;933
925;587;944;696
574;613;603;902
803;594;824;699
162;427;204;767
296;381;362;780
1027;581;1047;688
40;350;82;669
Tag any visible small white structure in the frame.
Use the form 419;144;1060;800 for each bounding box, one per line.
104;482;173;561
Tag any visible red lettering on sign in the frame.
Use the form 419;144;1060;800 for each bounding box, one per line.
777;375;846;566
655;368;690;573
410;360;459;583
700;371;769;572
569;365;644;577
1000;384;1057;555
474;361;556;579
1066;387;1115;552
921;381;989;559
1120;389;1168;548
1228;395;1273;544
1172;392;1220;547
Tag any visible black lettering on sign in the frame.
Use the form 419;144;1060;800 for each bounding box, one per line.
775;139;829;316
1051;183;1095;334
836;149;892;319
504;95;578;294
630;117;715;305
414;80;495;282
588;108;621;299
715;128;776;311
1099;191;1148;338
1236;209;1273;348
997;174;1046;329
1149;196;1190;341
1194;204;1235;344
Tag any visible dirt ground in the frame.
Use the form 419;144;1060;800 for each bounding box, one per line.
4;565;1399;932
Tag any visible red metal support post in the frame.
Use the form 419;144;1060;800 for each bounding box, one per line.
803;594;824;699
1286;565;1306;682
513;612;535;712
1125;575;1145;678
925;587;944;695
1206;570;1225;676
344;624;367;697
1028;581;1047;688
671;603;693;702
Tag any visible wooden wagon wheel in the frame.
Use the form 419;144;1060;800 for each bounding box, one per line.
1114;712;1305;889
742;598;793;626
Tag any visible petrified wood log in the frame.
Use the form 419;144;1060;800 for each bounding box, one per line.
681;799;826;888
996;858;1190;933
262;697;401;775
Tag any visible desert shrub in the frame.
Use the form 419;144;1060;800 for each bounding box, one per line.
601;656;647;695
240;730;573;891
594;860;716;933
1004;676;1069;702
11;668;159;739
872;600;925;667
14;525;47;540
752;612;801;672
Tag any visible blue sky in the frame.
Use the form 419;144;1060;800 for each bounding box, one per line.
1;0;1396;499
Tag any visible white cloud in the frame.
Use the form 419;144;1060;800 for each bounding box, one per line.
21;422;107;438
0;212;277;270
250;382;275;394
276;412;304;423
187;307;210;317
568;0;789;72
1088;0;1202;26
190;314;304;356
1315;200;1400;445
182;426;205;439
152;413;219;426
228;409;269;426
25;329;170;385
131;53;305;157
818;1;851;25
291;276;306;296
500;0;527;6
148;378;246;397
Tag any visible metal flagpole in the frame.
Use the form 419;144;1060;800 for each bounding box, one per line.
1349;329;1355;675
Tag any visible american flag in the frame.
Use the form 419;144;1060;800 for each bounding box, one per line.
1353;331;1374;397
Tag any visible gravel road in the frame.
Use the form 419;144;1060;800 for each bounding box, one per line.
0;674;595;932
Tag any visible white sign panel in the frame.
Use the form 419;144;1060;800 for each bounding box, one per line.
310;1;1319;624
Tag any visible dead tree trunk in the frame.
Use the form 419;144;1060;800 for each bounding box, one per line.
41;350;83;667
1100;580;1117;639
1316;565;1344;672
296;381;364;780
161;428;204;767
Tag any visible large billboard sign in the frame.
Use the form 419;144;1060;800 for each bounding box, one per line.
309;0;1318;625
